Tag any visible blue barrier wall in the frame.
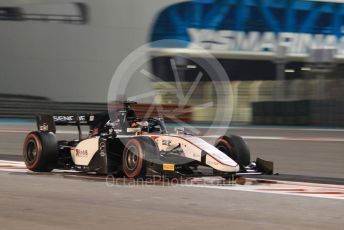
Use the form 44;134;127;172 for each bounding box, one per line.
151;0;344;55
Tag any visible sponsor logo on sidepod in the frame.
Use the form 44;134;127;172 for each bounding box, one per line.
76;149;88;157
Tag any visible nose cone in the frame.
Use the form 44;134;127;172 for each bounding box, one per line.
206;147;239;172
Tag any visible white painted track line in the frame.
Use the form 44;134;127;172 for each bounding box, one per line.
183;178;344;200
202;135;344;142
1;160;343;200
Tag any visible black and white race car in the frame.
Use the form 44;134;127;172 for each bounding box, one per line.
22;101;273;179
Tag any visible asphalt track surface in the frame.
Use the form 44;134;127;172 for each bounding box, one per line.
0;121;343;229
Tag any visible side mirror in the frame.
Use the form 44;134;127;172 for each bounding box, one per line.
175;127;185;135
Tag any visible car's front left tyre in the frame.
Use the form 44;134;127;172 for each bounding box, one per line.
215;134;251;167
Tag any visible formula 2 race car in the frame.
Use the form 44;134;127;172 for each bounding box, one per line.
22;101;273;179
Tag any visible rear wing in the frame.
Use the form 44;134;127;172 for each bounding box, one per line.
36;114;95;139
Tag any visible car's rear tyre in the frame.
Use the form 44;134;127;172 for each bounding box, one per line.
215;134;251;167
122;137;159;179
23;131;58;172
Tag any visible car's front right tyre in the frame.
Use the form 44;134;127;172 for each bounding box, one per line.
121;137;159;179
